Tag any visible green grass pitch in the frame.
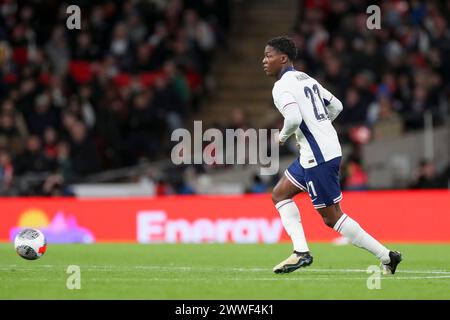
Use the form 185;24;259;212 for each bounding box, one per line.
1;243;449;299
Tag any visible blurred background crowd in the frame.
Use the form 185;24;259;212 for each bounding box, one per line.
0;0;448;196
290;0;450;191
294;0;449;136
0;0;229;194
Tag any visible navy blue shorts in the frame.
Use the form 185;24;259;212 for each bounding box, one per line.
285;157;343;209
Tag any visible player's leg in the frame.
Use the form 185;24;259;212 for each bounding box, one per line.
272;174;309;253
272;159;313;274
305;157;402;274
316;203;402;274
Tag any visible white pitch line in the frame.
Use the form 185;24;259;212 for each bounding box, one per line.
227;276;450;281
2;265;450;276
90;275;450;281
35;275;450;282
4;274;450;283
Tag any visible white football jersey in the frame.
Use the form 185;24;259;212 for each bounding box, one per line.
272;69;342;169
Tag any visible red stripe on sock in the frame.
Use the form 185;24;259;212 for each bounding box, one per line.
276;200;293;211
336;215;348;232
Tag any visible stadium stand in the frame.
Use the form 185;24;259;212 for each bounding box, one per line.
0;0;449;196
0;0;230;195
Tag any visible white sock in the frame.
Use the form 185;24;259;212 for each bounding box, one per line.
334;213;390;264
275;199;309;253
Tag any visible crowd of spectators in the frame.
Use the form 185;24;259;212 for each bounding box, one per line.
244;0;450;193
409;159;450;189
292;0;450;144
0;0;230;195
1;0;449;196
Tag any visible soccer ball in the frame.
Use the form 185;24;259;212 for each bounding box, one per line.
14;228;47;260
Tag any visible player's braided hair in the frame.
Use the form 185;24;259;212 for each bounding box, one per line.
267;36;297;61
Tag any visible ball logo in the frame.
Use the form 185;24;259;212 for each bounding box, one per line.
38;244;47;254
18;229;40;240
16;245;38;260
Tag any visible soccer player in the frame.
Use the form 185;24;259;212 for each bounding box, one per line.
262;36;402;274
